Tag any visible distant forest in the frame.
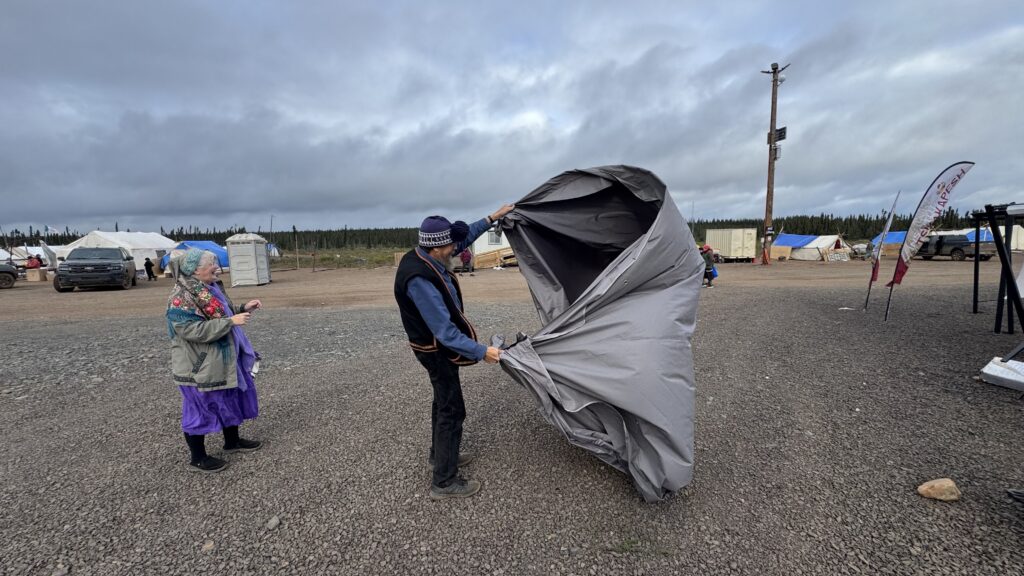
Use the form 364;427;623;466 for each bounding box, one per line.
1;208;978;251
688;207;974;243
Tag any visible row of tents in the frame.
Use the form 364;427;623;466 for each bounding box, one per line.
764;225;1024;262
2;230;279;286
872;225;1024;252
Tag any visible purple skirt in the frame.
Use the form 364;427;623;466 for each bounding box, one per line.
179;367;259;435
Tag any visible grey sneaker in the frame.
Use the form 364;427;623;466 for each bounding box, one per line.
427;453;474;468
430;477;481;500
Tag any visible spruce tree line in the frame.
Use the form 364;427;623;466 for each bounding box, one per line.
692;207;972;243
1;225;421;253
1;207;978;252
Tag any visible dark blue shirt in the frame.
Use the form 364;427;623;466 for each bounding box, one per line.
406;218;492;360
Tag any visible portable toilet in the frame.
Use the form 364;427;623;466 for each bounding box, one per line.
226;233;271;287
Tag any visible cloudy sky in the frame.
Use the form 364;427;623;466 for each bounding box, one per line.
1;0;1021;235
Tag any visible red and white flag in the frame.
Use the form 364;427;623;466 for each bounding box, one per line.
871;191;900;282
887;162;974;287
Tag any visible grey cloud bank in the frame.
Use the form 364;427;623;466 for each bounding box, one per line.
1;0;1021;234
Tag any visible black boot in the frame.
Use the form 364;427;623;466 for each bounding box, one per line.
223;425;262;453
184;433;228;473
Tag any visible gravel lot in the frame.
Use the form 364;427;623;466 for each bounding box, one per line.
2;262;1023;575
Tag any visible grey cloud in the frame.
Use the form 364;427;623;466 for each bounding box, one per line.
1;1;1021;234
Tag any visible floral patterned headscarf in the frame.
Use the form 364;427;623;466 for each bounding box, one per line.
166;249;227;327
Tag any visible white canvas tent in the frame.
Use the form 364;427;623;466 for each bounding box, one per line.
57;231;177;271
0;244;65;267
226;233;271;286
8;246;33;263
789;235;853;261
39;243;63;268
7;245;60;266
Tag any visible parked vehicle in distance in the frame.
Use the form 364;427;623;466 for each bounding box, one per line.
916;234;995;261
0;263;17;289
53;247;137;292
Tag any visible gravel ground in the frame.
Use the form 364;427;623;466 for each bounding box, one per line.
2;278;1023;575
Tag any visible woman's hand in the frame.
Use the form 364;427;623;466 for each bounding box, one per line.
243;299;262;313
231;312;251;326
484;346;502;364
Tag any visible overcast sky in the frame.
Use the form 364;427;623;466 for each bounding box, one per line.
1;0;1021;235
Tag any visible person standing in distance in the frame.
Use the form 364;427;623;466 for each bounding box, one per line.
394;204;515;499
144;257;157;281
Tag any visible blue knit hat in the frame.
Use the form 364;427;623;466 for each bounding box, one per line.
419;216;469;247
178;249;204;276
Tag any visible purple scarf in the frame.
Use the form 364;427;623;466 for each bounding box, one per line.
208;282;257;390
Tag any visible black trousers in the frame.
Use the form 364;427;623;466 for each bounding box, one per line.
414;351;465;487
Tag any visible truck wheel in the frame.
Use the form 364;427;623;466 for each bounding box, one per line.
980;255;992;261
950;248;966;261
0;273;14;289
53;277;73;293
121;274;132;289
131;275;137;286
922;256;933;260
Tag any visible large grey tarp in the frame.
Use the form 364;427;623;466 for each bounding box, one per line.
497;165;704;502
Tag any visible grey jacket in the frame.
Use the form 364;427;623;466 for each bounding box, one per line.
169;295;246;392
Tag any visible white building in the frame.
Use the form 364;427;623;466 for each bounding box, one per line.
470;226;511;256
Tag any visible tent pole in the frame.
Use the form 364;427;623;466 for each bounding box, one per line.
883;284;895;322
995;254;1007;334
863;271;874;311
1006;214;1014;334
973;214;981;313
987;205;1024;333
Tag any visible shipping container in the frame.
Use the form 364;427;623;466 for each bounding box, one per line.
704;228;757;261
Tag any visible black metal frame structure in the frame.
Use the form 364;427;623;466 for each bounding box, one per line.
972;204;1021;333
979;204;1024;360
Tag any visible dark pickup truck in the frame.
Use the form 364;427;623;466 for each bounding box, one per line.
54;247;137;292
916;234;995;261
0;263;16;289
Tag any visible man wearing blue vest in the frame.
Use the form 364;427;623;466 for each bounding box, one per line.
394;204;514;499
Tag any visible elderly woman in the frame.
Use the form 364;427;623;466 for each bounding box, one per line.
167;249;263;473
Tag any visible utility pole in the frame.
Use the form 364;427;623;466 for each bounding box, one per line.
760;62;789;265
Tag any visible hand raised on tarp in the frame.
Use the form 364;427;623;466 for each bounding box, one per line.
489;204;515;223
484;346;502;364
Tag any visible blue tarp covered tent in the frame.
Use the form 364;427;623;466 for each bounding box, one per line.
772;233;818;248
871;231;907;245
965;229;994;242
160;241;229;269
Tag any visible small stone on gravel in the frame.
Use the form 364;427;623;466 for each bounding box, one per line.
918;478;962;502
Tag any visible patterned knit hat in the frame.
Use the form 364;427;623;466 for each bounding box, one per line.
419;216;469;247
